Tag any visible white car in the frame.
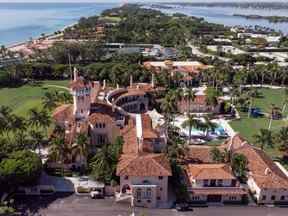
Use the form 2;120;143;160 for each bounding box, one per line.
90;189;103;199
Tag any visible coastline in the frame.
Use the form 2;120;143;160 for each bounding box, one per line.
1;2;119;48
7;20;78;49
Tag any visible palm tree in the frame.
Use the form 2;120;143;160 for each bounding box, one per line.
231;153;248;180
282;88;288;115
49;137;69;176
275;127;288;159
42;92;57;111
184;88;195;114
161;91;178;136
0;106;13;137
201;116;217;138
181;114;202;145
75;133;88;168
39;109;51;136
30;130;44;157
210;147;224;163
29;108;43;128
28;108;51;136
253;129;273;150
246;88;258;118
90;143;112;182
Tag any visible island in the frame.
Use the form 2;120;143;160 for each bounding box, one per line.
234;14;288;23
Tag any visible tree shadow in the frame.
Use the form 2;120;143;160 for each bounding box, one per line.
13;192;74;216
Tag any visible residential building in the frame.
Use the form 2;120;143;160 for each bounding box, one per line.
116;113;170;208
225;134;288;204
185;164;247;203
144;60;209;88
117;153;171;208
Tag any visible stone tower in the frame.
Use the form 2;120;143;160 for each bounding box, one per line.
70;68;91;120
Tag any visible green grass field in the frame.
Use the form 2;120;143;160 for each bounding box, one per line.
253;88;288;115
0;80;69;116
230;88;288;158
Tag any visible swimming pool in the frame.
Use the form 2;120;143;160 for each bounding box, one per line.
174;116;227;138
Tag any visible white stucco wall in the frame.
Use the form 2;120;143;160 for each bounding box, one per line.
120;176;169;207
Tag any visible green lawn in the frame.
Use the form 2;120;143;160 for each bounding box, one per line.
0;80;69;116
230;88;288;158
99;16;122;22
253;88;288;115
230;113;287;157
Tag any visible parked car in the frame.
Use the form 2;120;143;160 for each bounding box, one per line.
175;203;194;212
90;188;104;199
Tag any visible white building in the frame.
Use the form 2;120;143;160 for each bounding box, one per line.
185;164;247;203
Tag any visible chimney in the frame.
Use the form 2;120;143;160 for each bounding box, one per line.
116;84;119;89
151;73;155;88
130;75;133;88
73;67;78;81
103;80;106;90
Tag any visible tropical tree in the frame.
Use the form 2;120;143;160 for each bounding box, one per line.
282;88;288;114
30;130;44;157
0;150;42;189
42;91;58;111
0;106;13;137
89;137;123;184
75;133;88;169
253;129;273;150
231;153;248;181
184;88;195;114
210;147;224;163
275;127;288;159
181;114;203;145
161;91;178;136
28;108;51;136
246;88;259;118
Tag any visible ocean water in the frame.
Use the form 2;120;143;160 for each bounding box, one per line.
0;3;118;46
147;4;288;35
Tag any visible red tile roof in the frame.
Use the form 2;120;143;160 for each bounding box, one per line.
121;119;139;155
141;114;159;139
117;153;172;177
186;164;236;180
52;104;73;122
89;113;114;125
235;145;288;189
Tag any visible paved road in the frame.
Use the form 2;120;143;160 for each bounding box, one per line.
188;43;230;62
14;194;288;216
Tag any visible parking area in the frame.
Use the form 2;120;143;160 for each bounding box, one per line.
13;194;288;216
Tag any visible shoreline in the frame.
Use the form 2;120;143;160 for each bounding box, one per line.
7;21;77;49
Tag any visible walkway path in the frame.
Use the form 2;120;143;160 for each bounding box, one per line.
241;84;285;89
188;42;230;62
45;84;70;91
